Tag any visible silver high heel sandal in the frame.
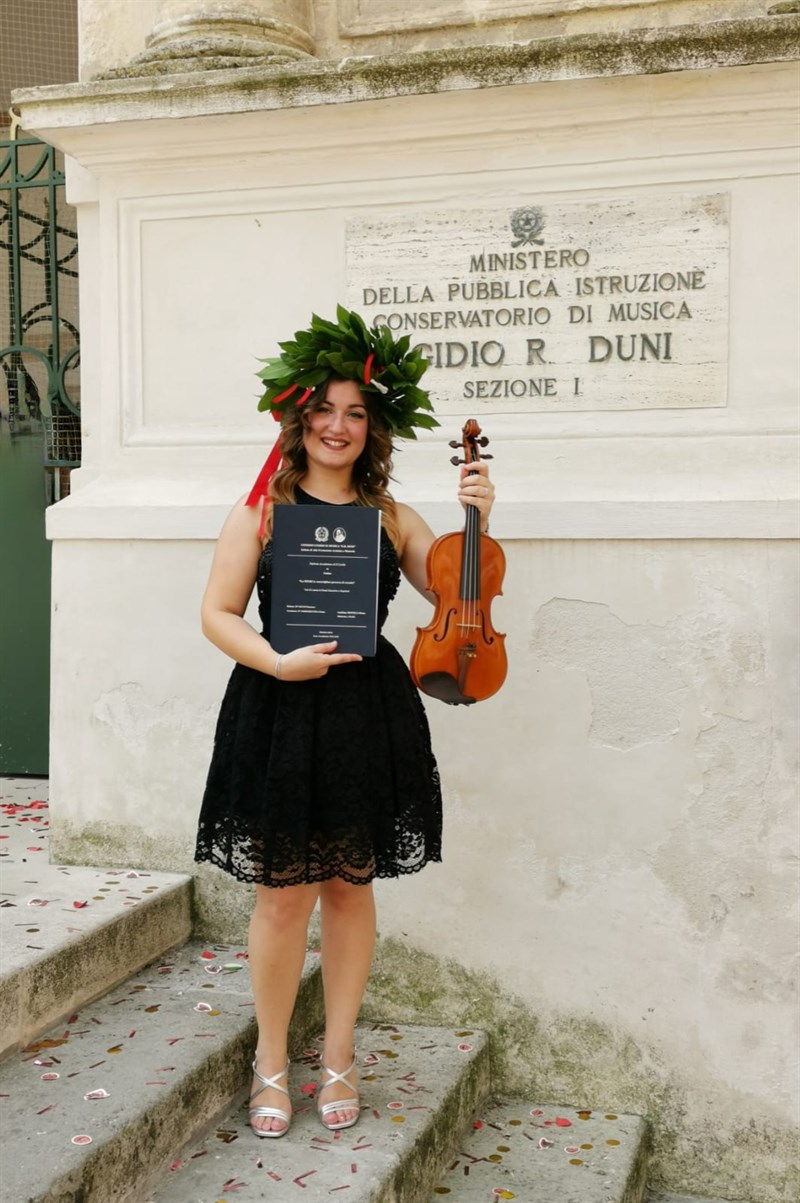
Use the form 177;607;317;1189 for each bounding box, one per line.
318;1055;360;1131
249;1060;291;1138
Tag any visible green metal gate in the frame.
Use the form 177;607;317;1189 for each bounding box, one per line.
0;133;80;774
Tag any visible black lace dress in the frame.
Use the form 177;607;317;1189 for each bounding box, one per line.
194;489;442;887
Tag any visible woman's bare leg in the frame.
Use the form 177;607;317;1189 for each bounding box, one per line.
318;878;376;1126
248;882;319;1133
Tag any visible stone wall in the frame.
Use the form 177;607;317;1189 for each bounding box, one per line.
76;0;775;77
13;5;800;1201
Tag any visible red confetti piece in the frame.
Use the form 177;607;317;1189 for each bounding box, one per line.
555;1117;572;1127
71;1135;92;1146
539;1137;555;1148
84;1089;109;1100
457;1043;473;1052
222;1179;247;1191
474;1120;484;1130
26;847;44;852
300;1081;317;1096
293;1171;317;1186
200;951;216;960
531;1109;544;1116
146;1081;167;1086
72;901;88;909
565;1145;581;1153
41;1073;59;1081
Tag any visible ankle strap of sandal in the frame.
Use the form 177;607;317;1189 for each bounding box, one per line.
251;1059;290;1100
321;1056;356;1089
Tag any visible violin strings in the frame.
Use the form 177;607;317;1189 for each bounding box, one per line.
461;460;480;639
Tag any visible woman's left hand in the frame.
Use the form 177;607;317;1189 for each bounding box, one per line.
458;461;495;533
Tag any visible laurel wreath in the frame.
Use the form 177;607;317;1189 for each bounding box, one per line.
256;305;438;440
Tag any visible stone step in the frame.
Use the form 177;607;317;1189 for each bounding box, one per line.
0;938;324;1203
0;778;193;1060
429;1097;649;1203
647;1196;745;1203
150;1024;491;1203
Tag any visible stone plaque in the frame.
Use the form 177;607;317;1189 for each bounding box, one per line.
346;193;729;414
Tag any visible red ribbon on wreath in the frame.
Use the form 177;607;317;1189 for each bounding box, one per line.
245;383;312;536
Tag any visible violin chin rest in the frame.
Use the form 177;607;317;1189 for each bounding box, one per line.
418;672;476;706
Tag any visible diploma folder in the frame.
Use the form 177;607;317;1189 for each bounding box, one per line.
270;503;381;657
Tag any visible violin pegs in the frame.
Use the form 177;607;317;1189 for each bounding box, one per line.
478;436;490;447
448;440;461;449
450;455;463;466
481;453;494;460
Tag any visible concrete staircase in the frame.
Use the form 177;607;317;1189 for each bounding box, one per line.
0;778;667;1203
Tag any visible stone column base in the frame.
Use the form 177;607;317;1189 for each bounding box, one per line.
128;3;316;73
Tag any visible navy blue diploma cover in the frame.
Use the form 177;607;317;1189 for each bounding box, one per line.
270;504;382;656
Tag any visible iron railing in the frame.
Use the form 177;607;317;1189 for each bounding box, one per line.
0;133;80;500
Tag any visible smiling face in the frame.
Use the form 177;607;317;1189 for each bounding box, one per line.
302;377;369;473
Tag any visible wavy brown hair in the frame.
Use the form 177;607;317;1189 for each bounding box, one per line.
262;377;400;547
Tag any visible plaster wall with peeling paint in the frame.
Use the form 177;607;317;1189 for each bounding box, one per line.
12;3;800;1199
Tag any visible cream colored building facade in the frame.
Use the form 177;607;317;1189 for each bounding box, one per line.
13;2;799;1199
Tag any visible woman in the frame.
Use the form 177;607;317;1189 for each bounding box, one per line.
195;307;495;1138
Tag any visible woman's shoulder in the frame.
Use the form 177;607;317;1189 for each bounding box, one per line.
215;493;267;544
392;499;431;552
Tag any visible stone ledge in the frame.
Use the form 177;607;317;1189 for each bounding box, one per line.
11;16;799;133
44;497;800;542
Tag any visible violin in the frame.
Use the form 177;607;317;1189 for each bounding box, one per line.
410;419;507;706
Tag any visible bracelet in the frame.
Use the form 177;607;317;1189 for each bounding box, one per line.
274;654;282;681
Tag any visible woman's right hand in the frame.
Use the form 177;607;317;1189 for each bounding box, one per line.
276;641;362;681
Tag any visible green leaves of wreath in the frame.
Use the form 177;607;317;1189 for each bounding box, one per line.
256;304;439;439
